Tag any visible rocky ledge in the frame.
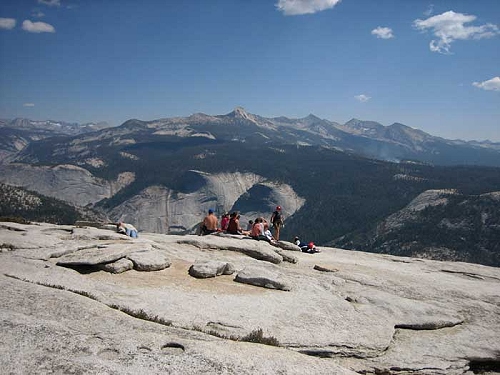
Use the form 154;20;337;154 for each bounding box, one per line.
1;222;499;374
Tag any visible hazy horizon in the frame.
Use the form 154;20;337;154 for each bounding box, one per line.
1;0;499;142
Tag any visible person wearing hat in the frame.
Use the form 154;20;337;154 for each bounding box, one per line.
294;236;320;253
270;205;284;241
201;208;218;235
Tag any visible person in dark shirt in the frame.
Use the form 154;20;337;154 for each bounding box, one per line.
270;206;284;241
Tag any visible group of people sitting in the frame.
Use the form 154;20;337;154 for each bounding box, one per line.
200;208;319;253
201;209;278;245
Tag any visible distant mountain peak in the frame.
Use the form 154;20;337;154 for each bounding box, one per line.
228;106;250;118
224;107;260;124
304;114;321;121
346;118;361;124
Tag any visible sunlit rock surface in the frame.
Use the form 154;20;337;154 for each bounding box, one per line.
1;222;499;374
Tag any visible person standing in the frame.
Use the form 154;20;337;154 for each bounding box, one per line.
201;209;218;235
270;206;284;241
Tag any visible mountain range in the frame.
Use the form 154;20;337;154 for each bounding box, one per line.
0;118;111;163
1;108;499;266
2;108;500;166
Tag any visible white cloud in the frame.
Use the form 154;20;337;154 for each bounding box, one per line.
276;0;341;16
23;103;35;107
424;4;434;17
22;20;55;33
32;10;45;18
355;94;371;102
371;26;394;39
0;18;16;30
413;10;500;54
38;0;61;7
472;77;500;91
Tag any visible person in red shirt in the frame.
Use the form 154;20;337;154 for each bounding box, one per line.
220;212;230;231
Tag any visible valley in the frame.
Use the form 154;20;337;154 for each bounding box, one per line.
1;108;500;266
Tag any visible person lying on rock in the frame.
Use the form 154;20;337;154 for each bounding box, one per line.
117;222;138;238
294;236;320;253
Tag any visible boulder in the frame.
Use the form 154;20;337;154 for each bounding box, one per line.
226;244;283;264
98;258;134;274
234;267;291;291
179;236;283;264
56;245;132;266
127;250;171;271
274;248;298;264
313;264;338;272
275;240;301;251
71;227;132;241
188;260;235;279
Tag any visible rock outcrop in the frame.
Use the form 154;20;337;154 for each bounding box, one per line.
335;189;500;267
0;165;305;235
188;260;235;278
1;221;500;374
109;170;305;235
0;163;134;206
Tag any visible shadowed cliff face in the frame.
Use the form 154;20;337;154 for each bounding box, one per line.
109;170;305;234
0;163;135;207
332;189;500;267
0;163;305;234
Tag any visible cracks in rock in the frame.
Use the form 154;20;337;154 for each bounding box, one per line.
0;223;27;232
386;365;449;374
161;342;185;354
107;304;173;327
192;325;280;347
297;349;338;358
5;273;100;301
0;243;16;252
468;355;500;374
206;321;243;330
5;275;188;358
440;269;500;282
313;265;339;273
4;273;173;328
294;344;381;360
4;273;281;350
394;320;463;330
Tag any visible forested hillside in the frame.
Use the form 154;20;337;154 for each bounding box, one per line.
0;183;104;225
91;140;500;246
332;190;500;267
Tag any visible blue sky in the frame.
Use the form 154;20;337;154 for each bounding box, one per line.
0;0;499;141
